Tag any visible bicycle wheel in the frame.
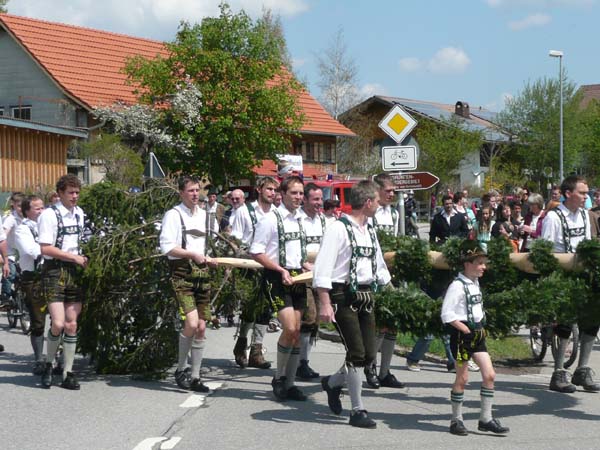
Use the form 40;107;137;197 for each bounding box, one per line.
551;324;579;369
529;325;547;361
16;292;30;334
6;298;18;328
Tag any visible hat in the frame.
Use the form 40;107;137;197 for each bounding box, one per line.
207;185;219;195
459;240;486;263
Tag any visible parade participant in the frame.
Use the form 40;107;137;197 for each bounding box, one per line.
315;180;391;428
273;191;282;208
38;175;87;390
442;239;509;436
206;186;225;229
542;175;599;393
14;195;46;374
160;175;218;392
0;228;7;352
250;175;307;401
296;183;325;380
367;173;404;389
430;194;469;246
323;199;339;225
2;192;24;300
230;177;278;369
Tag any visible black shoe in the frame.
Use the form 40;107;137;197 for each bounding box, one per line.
549;369;576;393
349;410;376;429
175;368;191;390
0;344;4;352
379;372;405;388
478;418;509;434
41;362;53;389
364;365;380;389
60;372;80;390
321;376;342;415
296;359;320;379
32;361;46;376
52;363;64;376
449;419;468;436
286;385;307;401
571;366;600;392
190;378;210;393
271;376;288;400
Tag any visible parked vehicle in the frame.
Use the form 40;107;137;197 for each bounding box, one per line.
312;180;358;215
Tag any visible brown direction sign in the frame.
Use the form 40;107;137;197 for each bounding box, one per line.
389;171;440;190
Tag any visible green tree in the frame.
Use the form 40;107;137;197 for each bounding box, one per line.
495;75;588;186
124;3;304;186
0;0;8;13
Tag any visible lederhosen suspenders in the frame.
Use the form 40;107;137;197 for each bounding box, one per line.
372;207;398;236
273;209;307;269
552;207;587;253
26;220;43;272
246;202;259;243
455;277;485;329
174;207;206;256
338;216;379;293
305;213;326;246
51;205;82;255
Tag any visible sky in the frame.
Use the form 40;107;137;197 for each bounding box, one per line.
5;0;599;112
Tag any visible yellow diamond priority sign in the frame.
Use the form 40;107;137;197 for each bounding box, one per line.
378;105;418;144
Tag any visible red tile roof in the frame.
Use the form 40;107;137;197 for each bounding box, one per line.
580;84;600;108
0;13;354;137
254;160;330;179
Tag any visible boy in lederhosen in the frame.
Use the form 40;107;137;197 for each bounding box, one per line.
442;239;509;436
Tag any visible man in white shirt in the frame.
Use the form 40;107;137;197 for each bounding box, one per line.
296;183;325;380
0;227;7;352
251;175;307;401
542;175;599;393
1;192;24;300
315;180;391;428
160;176;218;393
230;177;278;369
15;195;46;374
38;174;88;390
205;186;224;235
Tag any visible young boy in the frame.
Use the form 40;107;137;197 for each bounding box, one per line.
441;240;509;436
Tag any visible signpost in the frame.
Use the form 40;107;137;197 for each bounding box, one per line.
389;171;440;191
378;105;418;144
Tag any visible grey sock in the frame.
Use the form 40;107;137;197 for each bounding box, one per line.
578;332;596;368
178;333;194;371
45;330;62;364
285;347;301;388
31;334;44;362
276;343;292;379
554;337;569;371
62;333;77;376
328;364;347;387
253;324;267;345
451;391;464;421
346;366;364;411
479;387;494;423
379;335;396;377
190;338;206;379
299;331;312;361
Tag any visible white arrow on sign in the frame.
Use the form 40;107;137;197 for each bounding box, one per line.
381;145;417;172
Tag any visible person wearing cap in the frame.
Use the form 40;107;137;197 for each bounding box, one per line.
441;240;509;436
206;186;225;229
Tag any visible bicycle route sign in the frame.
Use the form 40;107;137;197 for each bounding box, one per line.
381;145;417;171
389;171;440;190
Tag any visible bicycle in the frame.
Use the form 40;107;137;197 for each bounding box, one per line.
3;271;30;334
391;149;408;160
529;323;578;368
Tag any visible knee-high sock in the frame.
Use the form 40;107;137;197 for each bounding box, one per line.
178;333;194;371
252;323;267;345
299;331;312;361
190;338;206;379
328;363;347;388
578;332;596;368
554;337;569;371
238;320;253;340
379;333;396;377
285;347;301;388
346;366;364;411
45;330;62;364
451;391;464;421
276;343;292;379
479;387;494;423
62;333;77;377
31;334;44;362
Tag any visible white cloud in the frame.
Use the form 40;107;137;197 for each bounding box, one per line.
485;92;513;112
427;47;471;74
7;0;309;41
509;13;551;30
359;83;386;98
398;57;422;72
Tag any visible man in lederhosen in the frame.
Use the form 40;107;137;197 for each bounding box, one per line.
160;175;218;392
250;175;307;401
38;174;88;390
315;180;391;428
296;182;326;379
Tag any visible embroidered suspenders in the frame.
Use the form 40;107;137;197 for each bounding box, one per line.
273;209;306;268
305;213;326;246
551;207;587;253
454;277;485;329
51;205;82;255
372;207;398;236
338;216;379;293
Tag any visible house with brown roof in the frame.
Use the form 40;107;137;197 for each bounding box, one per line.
579;84;600;109
0;13;354;190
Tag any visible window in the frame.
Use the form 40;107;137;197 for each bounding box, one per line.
305;142;314;161
324;143;333;162
11;106;32;120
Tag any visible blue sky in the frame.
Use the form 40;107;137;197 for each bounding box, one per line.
6;0;599;112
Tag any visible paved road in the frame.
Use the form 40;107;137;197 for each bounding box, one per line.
1;317;600;450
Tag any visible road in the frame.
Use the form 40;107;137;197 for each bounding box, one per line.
1;318;600;450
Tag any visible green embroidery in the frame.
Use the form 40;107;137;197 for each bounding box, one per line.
338;216;378;293
372;207;398;236
273;208;306;268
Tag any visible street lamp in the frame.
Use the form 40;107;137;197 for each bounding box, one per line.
549;49;564;182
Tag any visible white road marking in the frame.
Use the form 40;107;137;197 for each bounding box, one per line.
179;394;206;408
133;437;181;450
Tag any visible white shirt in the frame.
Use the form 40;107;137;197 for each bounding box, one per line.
15;219;41;272
441;208;457;225
301;209;326;254
370;205;398;236
541;203;591;253
250;204;305;269
3;211;23;257
38;202;85;259
230;201;274;246
313;215;391;290
160;203;216;259
441;273;484;324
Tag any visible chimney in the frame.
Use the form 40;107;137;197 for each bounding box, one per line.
455;101;470;118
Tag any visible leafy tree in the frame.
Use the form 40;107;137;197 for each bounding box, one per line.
80;134;144;187
123;3;304;186
495;75;588;186
0;0;8;13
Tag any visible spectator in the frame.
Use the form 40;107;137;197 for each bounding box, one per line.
474;205;494;253
454;192;476;229
520;193;544;251
491;204;519;252
429;195;469;246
